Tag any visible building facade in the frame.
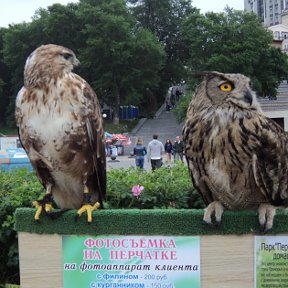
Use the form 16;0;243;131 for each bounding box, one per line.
245;0;288;52
244;1;288;131
244;0;288;26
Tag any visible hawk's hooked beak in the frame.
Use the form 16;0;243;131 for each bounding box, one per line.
74;57;81;68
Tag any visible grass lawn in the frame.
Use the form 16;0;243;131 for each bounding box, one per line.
0;127;18;136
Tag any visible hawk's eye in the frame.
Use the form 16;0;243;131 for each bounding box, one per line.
219;82;233;92
62;53;72;60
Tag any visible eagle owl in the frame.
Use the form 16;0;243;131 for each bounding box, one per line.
15;44;106;222
183;71;288;232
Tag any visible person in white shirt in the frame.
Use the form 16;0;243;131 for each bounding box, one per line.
147;134;164;170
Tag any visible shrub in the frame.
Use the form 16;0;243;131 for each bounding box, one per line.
174;90;195;123
0;163;204;285
106;162;204;209
0;169;44;285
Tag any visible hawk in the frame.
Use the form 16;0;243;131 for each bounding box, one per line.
15;44;106;222
183;71;288;232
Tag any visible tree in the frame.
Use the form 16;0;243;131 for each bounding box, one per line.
2;4;83;127
127;0;197;100
77;0;165;124
32;3;83;51
1;0;165;126
2;23;38;127
0;28;10;127
180;8;288;97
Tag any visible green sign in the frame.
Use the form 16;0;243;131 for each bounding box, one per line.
255;236;288;288
63;235;200;288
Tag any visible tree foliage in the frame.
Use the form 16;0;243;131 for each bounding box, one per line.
0;28;10;127
0;2;287;127
127;0;197;94
77;0;165;123
180;8;288;97
0;0;165;127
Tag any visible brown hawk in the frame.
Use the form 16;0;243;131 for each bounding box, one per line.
15;44;106;222
183;71;288;232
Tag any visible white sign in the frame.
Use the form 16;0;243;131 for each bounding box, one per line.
255;236;288;288
63;235;200;288
0;137;20;149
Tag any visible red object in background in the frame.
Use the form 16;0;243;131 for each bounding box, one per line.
105;134;131;147
111;134;129;141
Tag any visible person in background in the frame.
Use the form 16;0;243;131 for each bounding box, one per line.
173;136;184;162
110;144;118;160
164;139;173;163
133;137;147;169
147;134;164;170
106;142;111;157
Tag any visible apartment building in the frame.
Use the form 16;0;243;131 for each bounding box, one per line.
244;0;288;26
244;1;288;131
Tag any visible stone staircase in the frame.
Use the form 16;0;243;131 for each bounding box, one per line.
276;80;288;94
126;81;288;151
128;104;184;148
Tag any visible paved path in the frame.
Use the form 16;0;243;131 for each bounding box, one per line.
108;106;184;170
106;154;180;170
106;155;137;170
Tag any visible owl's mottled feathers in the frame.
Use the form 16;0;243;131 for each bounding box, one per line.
183;71;288;231
15;44;106;213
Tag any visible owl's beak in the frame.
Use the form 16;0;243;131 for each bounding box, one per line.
243;90;253;106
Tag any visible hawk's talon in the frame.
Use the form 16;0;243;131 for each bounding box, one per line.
33;201;43;221
77;202;101;223
32;194;54;221
45;203;53;213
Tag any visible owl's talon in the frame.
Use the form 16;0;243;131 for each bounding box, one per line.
77;202;101;223
258;204;276;232
203;219;222;226
203;201;224;226
203;219;213;225
215;220;222;226
263;228;272;234
203;215;213;225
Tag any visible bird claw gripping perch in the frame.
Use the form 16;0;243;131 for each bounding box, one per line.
33;193;54;221
76;193;101;223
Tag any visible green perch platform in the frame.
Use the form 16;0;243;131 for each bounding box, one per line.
15;207;288;235
14;208;288;288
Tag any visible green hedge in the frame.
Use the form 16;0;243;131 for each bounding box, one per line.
105;163;204;209
0;163;203;285
0;169;43;285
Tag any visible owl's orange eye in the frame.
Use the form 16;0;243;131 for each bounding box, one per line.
219;82;233;92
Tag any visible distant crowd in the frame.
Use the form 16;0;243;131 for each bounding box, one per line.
132;134;184;170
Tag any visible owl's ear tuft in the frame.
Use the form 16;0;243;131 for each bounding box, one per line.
192;71;224;80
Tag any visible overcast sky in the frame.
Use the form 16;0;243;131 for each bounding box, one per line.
0;0;244;28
